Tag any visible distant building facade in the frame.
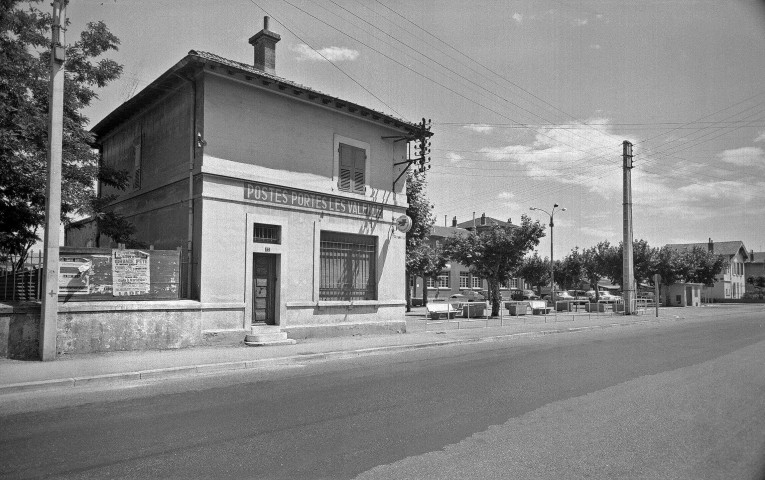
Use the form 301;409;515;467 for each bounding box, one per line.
665;239;749;301
410;213;527;303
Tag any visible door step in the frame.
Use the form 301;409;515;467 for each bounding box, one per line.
244;325;297;347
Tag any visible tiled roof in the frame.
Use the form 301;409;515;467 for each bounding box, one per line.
455;216;514;230
92;50;421;137
190;50;419;129
665;241;748;259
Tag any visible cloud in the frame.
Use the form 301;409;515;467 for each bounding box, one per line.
590;44;602;50
463;124;495;134
445;152;463;163
512;13;523;23
755;131;765;143
717;147;765;167
291;44;359;62
572;18;588;26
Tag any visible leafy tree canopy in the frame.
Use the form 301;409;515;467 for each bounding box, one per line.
1;0;128;267
444;215;544;316
404;170;435;310
518;252;548;295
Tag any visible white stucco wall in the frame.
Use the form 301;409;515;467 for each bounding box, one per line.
195;72;411;333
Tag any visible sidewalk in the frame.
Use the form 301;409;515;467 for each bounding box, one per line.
0;307;681;395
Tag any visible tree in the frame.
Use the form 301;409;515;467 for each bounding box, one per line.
599;239;655;288
0;1;128;269
404;170;435;311
518;253;548;296
444;215;544;316
557;248;584;291
409;243;449;306
681;246;726;286
580;241;612;301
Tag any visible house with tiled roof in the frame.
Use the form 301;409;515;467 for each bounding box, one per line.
67;17;428;345
665;239;749;300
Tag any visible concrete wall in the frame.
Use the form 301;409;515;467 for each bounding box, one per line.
0;301;246;359
0;304;40;360
202;72;409;198
196;174;407;334
195;72;410;335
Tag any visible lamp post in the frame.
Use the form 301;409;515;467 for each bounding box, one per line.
530;204;566;303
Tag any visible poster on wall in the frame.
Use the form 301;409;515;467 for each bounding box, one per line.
112;249;150;296
58;256;93;295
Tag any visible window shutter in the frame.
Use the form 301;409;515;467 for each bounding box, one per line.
353;147;366;194
338;144;352;192
338;143;366;194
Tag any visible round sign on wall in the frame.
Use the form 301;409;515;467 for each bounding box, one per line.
396;215;412;233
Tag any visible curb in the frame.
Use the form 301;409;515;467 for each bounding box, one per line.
0;319;657;396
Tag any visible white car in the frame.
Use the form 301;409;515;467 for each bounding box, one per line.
598;292;622;303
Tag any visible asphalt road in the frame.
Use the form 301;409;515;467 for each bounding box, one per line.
1;310;764;479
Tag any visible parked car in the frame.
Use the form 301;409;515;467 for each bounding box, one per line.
568;290;590;305
521;289;539;300
598;291;622;303
451;290;485;302
549;290;575;302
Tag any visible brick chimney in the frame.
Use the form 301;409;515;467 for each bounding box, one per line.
452;216;457;227
480;213;486;225
249;16;281;74
507;218;512;225
708;237;714;253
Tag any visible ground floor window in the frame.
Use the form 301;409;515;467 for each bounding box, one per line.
459;272;470;288
471;276;482;289
437;272;450;289
320;231;376;301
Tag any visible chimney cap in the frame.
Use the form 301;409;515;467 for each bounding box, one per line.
249;15;281;45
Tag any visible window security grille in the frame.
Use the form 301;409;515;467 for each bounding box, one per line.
320;232;376;301
253;224;281;244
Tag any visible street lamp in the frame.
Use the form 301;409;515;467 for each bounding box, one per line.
530;204;566;303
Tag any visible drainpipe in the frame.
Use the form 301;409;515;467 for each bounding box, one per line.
178;71;199;299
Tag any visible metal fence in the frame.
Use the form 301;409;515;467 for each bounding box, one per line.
0;251;43;301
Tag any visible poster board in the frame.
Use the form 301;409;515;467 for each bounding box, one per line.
57;247;180;301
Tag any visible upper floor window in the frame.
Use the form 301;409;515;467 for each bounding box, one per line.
253;223;281;244
338;143;366;194
334;135;369;195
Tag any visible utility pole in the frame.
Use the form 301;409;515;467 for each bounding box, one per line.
40;1;66;361
622;141;635;315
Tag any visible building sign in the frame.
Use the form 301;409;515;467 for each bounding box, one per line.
112;249;150;296
244;182;383;218
59;257;93;295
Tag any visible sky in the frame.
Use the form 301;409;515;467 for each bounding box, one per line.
65;0;765;259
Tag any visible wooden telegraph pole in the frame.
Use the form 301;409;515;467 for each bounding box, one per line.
40;1;66;360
